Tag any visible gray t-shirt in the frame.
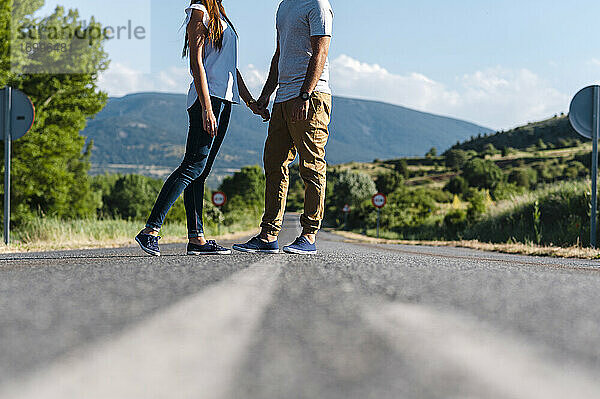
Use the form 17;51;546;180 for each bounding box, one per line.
275;0;334;103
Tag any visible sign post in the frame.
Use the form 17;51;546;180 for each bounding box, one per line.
211;191;227;236
342;204;351;229
3;88;11;246
371;193;387;239
569;85;600;247
0;87;35;245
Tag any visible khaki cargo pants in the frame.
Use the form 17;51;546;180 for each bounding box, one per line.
260;92;332;236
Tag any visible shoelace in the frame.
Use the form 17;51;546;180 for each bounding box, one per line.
295;237;307;245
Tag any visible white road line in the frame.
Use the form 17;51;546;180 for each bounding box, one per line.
363;301;600;399
1;260;283;399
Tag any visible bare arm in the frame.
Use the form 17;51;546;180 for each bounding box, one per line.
236;69;254;106
257;38;281;108
301;36;331;95
187;10;217;136
291;35;331;122
237;69;270;121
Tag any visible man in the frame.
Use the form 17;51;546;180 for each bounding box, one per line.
233;0;334;255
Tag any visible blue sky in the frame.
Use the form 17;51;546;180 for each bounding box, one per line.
38;0;600;130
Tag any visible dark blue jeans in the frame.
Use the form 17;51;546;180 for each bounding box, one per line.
146;97;231;238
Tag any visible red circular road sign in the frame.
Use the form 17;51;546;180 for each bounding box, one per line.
212;191;227;207
342;204;351;213
372;193;387;209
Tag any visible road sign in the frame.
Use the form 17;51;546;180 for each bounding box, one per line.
569;86;600;248
570;86;599;140
372;193;387;239
212;191;227;207
372;193;387;209
2;87;36;245
0;88;35;141
342;204;351;213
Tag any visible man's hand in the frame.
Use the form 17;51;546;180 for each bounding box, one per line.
257;94;270;111
291;97;310;123
249;102;270;122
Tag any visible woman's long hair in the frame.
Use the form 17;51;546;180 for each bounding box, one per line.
183;0;236;57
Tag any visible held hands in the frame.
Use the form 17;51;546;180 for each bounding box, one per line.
249;102;270;122
202;107;218;137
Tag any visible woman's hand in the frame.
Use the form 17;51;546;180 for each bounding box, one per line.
202;107;218;137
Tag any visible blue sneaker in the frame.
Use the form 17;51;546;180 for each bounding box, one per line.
187;240;231;255
283;236;317;255
136;232;161;256
232;236;279;254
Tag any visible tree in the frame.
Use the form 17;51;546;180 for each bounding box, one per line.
394;159;409;179
330;170;376;209
482;143;500;157
426;147;438;158
508;168;538;189
444;209;467;239
444;176;468;196
219;165;266;211
1;2;109;223
103;175;162;220
444;149;469;171
536;139;548;151
375;171;403;194
462;158;504;189
466;189;489;222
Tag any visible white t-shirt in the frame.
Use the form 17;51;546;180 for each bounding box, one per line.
184;4;240;109
275;0;333;103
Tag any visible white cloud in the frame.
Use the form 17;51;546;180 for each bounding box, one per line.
241;64;268;92
98;56;571;130
330;55;461;112
98;63;189;97
330;55;569;130
590;58;600;67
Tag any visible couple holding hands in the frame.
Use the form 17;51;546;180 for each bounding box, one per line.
136;0;334;256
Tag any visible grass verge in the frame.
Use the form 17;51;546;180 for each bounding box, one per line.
0;217;259;254
333;230;600;260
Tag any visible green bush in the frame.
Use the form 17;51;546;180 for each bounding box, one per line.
491;182;523;201
444;176;469;196
219;165;266;211
375;171;404;194
467;189;489;222
330;169;377;209
482;143;500;157
508;168;538;189
466;182;592;246
463;158;504;189
394;159;410;179
443;209;467;239
102;174;163;221
444;149;469;171
564;161;587;180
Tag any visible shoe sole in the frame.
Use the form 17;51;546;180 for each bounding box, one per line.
232;245;280;254
136;237;161;257
283;247;317;255
187;250;232;255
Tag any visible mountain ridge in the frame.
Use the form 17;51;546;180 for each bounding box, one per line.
83;92;493;180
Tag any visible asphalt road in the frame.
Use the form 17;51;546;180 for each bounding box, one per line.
2;214;600;398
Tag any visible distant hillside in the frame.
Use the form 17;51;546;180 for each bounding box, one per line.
448;115;582;153
83;93;492;180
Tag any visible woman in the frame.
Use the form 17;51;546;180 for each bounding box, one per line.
136;0;268;256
